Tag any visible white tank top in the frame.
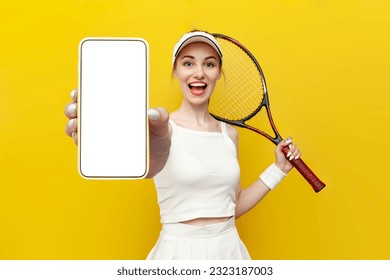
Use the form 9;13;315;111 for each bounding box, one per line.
153;120;240;224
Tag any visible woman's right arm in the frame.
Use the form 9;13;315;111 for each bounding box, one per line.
64;89;172;178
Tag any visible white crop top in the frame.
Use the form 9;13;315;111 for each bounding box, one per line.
153;120;240;224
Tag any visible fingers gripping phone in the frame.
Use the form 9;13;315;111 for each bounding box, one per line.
78;38;149;179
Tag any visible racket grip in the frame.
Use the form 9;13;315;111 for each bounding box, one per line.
282;146;326;192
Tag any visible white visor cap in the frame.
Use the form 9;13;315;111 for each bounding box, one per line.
172;31;223;66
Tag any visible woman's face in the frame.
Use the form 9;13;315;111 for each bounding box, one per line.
174;42;221;105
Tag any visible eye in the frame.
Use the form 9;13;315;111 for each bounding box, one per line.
205;62;216;68
183;61;193;67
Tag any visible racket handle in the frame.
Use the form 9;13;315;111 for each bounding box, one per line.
282;146;326;192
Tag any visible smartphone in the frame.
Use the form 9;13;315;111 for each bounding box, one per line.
78;38;149;179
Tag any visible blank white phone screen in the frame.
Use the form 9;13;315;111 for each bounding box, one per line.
79;38;148;179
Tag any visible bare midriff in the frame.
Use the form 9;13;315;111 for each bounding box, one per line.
180;216;232;226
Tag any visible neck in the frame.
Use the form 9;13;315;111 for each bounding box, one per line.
171;100;221;132
175;100;212;124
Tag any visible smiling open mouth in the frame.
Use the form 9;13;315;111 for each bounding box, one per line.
188;82;207;91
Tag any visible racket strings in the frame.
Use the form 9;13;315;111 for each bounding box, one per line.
209;38;265;121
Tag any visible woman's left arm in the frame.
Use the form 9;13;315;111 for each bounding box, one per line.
226;125;301;218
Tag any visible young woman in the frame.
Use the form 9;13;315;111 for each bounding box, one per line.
65;31;301;259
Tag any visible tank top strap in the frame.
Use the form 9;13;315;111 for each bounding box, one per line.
168;119;177;129
220;121;228;136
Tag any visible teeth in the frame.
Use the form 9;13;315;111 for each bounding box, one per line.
190;83;206;87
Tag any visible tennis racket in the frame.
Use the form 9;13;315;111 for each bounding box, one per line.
210;33;325;193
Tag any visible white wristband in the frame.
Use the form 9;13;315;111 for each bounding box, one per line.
259;163;287;190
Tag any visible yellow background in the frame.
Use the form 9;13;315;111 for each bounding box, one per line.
1;0;389;259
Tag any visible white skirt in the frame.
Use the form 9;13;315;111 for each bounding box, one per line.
147;218;251;260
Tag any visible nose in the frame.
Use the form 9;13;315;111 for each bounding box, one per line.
193;65;205;79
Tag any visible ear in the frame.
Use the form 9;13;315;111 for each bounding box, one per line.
216;69;222;80
172;62;179;78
